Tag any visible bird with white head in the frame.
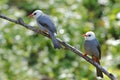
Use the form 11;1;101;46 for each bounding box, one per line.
83;31;96;40
29;10;43;18
83;31;103;78
29;10;61;49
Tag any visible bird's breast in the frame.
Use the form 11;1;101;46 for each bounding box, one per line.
84;40;99;57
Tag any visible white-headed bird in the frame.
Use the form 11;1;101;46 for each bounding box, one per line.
83;31;103;78
29;10;61;49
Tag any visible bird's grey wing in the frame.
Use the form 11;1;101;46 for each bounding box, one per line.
37;15;57;33
95;39;101;59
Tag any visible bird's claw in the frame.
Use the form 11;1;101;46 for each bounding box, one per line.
83;53;87;56
92;56;98;62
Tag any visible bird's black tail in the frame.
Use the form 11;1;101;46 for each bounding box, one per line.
49;31;62;49
96;60;103;78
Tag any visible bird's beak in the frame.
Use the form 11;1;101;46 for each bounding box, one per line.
82;34;87;37
28;13;33;17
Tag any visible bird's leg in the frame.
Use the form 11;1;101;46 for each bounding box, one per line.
83;53;87;56
41;30;49;35
92;56;98;62
43;30;48;34
42;30;51;37
36;29;49;35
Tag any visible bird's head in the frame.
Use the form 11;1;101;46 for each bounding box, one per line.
29;10;43;19
83;31;96;40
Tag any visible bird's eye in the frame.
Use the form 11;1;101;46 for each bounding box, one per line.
88;35;91;37
34;13;37;15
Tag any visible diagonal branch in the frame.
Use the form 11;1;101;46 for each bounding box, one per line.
0;14;117;80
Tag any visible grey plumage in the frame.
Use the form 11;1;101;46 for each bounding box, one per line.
36;14;61;49
83;31;103;78
36;14;57;33
84;39;101;59
31;10;61;49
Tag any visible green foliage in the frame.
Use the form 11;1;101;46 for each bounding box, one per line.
0;0;120;80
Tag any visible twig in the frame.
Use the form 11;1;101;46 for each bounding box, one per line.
0;14;117;80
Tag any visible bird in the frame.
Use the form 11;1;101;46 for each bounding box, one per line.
82;31;103;78
29;10;62;49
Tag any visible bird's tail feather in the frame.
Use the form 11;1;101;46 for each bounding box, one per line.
49;31;61;49
96;60;103;78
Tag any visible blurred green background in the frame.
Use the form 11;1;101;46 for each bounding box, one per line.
0;0;120;80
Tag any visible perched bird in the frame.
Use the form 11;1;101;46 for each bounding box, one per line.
29;10;61;49
83;31;103;78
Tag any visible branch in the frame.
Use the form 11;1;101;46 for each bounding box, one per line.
0;14;117;80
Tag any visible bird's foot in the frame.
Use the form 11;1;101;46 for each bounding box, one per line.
92;56;98;62
42;30;49;35
83;53;87;56
44;31;49;35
